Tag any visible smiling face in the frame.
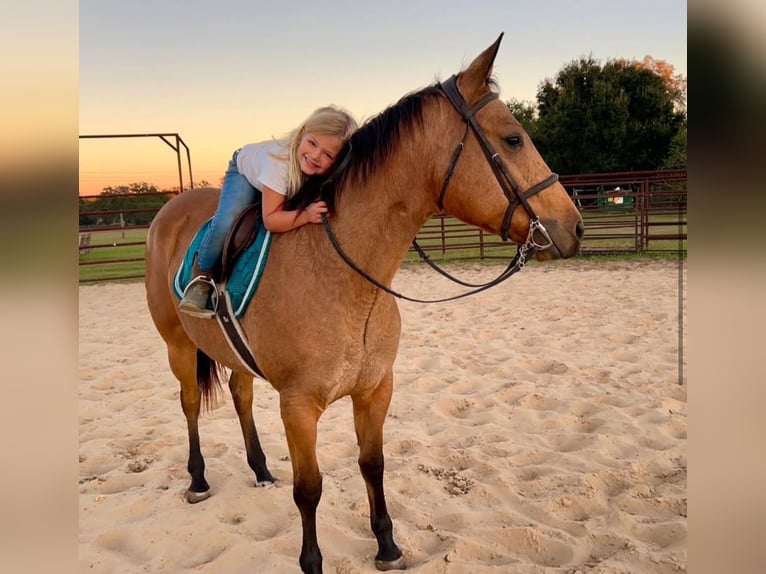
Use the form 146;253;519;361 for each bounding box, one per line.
296;132;344;176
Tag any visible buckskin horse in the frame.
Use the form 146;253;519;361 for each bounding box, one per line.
145;34;584;573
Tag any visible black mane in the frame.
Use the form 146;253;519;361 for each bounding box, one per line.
286;84;443;213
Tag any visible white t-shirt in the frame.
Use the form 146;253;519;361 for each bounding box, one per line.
235;140;289;196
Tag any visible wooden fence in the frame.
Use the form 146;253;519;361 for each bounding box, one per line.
78;169;686;283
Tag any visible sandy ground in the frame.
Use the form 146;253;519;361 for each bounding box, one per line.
79;258;687;573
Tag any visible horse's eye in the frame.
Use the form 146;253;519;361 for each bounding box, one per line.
504;136;522;147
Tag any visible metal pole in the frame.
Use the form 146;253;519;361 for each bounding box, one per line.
175;134;184;192
184;139;195;189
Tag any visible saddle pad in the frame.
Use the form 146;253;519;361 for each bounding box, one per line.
173;219;272;318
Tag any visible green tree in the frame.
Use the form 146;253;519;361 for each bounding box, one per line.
91;182;174;227
533;56;686;174
78;197;100;226
662;121;687;169
506;98;538;137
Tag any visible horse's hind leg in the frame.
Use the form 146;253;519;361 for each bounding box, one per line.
168;342;212;503
352;372;405;571
228;371;275;486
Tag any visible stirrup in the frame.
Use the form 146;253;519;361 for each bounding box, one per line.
179;275;218;319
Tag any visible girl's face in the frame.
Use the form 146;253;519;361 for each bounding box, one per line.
297;132;343;176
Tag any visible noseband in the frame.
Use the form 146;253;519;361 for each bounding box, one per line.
438;75;557;250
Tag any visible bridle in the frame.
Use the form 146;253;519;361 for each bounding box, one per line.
437;75;558;246
320;75;561;304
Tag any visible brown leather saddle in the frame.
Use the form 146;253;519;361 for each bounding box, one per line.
217;202;263;282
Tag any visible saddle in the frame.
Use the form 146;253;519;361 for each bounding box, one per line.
218;202;263;282
173;200;271;379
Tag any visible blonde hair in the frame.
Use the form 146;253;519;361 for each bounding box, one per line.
274;105;358;198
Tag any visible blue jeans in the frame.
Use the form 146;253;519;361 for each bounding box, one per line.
196;150;259;272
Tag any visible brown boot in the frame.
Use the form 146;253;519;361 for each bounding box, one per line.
179;263;216;319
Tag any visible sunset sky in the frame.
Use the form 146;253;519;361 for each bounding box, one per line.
79;0;687;196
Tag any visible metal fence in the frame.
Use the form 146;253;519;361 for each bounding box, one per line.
561;169;687;255
78;169;686;283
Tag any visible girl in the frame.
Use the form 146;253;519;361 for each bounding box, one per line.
179;105;358;318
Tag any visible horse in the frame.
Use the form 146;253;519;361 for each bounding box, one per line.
144;34;583;574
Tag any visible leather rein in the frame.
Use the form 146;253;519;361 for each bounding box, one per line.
321;75;560;304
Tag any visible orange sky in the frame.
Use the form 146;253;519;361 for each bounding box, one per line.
79;135;204;196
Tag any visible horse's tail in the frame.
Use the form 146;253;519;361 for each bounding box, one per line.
196;349;223;413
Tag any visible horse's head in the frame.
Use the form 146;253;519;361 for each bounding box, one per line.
436;34;583;260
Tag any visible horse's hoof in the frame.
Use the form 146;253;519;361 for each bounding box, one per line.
186;489;211;504
255;479;276;488
375;556;406;571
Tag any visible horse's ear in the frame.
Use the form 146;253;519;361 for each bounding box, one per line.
458;33;504;102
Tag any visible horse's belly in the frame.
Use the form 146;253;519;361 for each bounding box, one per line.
262;307;400;405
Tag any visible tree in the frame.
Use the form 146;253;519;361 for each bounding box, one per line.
663;121;687;169
532;56;686;174
78;197;101;227
79;181;206;228
86;182;174;227
626;55;687;113
506;98;538;137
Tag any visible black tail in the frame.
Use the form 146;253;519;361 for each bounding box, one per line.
196;349;223;413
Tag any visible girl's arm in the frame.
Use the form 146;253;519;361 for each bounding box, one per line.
261;185;327;232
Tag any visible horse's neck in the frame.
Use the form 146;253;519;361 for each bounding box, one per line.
331;148;435;283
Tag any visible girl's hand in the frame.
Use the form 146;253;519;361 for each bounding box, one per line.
303;200;328;224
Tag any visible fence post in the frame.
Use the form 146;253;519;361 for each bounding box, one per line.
642;180;650;251
634;183;641;253
440;216;446;254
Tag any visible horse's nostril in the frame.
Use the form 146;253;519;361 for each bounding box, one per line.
575;220;584;241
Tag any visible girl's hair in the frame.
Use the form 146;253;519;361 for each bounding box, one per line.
274;105;358;198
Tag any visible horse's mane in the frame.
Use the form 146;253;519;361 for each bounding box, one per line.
286;84;444;213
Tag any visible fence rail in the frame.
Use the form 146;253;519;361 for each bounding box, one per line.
78;169;686;283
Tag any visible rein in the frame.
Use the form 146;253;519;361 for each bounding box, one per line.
321;213;539;303
319;75;560;303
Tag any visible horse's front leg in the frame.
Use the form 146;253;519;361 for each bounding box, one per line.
228;371;275;486
280;394;324;574
352;372;405;571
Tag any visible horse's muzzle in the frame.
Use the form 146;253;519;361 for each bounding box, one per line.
534;216;584;260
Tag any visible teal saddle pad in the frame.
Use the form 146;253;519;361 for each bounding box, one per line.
173;219;272;318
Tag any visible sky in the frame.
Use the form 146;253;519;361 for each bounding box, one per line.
79;0;687;196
